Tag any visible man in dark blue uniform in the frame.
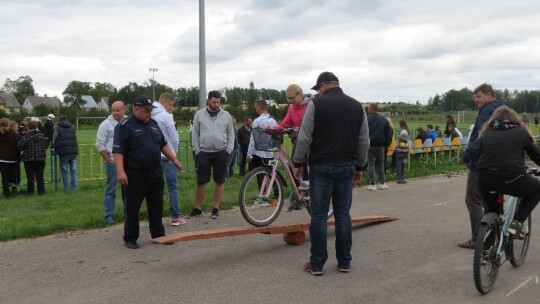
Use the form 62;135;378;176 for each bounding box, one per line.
113;96;182;249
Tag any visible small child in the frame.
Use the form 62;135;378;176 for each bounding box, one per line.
394;130;409;184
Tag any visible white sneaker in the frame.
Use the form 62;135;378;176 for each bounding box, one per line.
367;185;377;191
298;181;309;191
171;217;186;226
377;183;389;190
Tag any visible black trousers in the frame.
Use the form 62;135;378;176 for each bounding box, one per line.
122;168;165;242
23;160;45;195
0;162;16;197
239;145;248;174
477;169;540;222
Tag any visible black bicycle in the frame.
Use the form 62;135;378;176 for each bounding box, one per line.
473;167;539;294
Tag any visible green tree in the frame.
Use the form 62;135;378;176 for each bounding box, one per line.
441;88;474;111
117;82;146;106
63;81;93;109
152;82;175;102
246;81;259;104
2;76;35;105
91;82;118;104
33;103;58;117
222;87;245;106
174;87;199;107
259;88;284;103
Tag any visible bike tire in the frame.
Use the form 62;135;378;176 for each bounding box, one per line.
473;215;501;295
509;215;532;267
239;167;284;227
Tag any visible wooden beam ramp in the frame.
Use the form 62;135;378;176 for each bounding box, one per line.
153;215;398;246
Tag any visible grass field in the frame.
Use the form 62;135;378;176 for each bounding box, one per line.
2;116;538;242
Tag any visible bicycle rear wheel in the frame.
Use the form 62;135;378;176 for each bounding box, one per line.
239;167;284;227
473;216;501;294
509;215;532;267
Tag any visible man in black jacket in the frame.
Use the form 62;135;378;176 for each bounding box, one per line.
457;83;504;249
293;71;369;275
53;116;79;191
366;103;393;191
236;116;252;175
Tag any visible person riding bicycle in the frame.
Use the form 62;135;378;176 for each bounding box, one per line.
274;84;312;211
475;106;540;238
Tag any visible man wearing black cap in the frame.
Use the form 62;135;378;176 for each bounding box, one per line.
113;95;182;249
293;71;370;275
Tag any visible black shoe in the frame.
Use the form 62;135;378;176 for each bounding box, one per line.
124;240;139;249
338;264;350;273
211;208;219;219
508;220;525;239
188;208;202;218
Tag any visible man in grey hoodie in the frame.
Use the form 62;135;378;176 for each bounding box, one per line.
189;90;234;219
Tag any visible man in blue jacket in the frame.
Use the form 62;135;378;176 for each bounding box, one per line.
53;116;79;191
457;83;504;249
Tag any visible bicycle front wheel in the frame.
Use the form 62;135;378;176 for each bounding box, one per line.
509;215;532;267
239;167;284;227
473;216;501;295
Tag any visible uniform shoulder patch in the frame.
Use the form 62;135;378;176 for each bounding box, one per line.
120;117;130;125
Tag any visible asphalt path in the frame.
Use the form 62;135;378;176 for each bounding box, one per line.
1;173;539;304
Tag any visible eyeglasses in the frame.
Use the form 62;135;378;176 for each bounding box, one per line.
286;93;299;100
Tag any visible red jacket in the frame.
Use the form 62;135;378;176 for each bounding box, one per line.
275;102;308;130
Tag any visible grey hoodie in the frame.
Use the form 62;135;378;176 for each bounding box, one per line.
192;108;234;155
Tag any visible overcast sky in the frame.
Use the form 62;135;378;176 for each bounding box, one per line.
2;0;540;103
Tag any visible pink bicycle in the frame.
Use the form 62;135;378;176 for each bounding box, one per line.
239;128;333;227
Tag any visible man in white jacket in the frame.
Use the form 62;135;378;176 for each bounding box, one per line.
95;101;126;224
152;93;184;226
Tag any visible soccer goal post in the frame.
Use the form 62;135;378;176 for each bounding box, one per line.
457;111;477;124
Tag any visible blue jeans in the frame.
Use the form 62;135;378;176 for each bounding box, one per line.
309;163;355;271
103;162;117;222
395;158;405;180
226;148;238;177
161;159;180;218
60;154;77;191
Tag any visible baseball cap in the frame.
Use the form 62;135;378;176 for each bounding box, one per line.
400;130;408;136
47;114;55;120
311;71;339;90
133;95;156;109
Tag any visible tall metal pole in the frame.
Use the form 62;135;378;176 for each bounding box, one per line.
199;0;207;109
149;67;158;101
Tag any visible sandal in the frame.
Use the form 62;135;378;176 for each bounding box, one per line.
457;239;475;249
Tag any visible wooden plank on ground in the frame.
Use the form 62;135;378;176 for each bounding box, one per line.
153;215;398;244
